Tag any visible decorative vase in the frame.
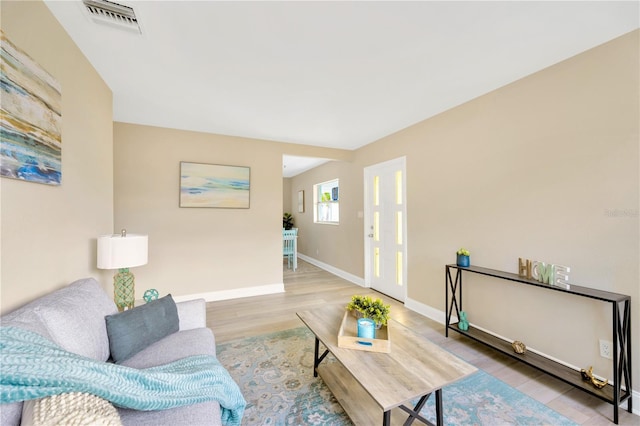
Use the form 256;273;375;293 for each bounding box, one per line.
457;254;470;267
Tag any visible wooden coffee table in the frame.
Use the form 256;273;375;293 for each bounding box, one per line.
297;304;477;426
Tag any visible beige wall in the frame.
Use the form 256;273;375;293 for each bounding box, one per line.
293;30;639;388
113;123;351;299
283;177;292;215
0;1;114;313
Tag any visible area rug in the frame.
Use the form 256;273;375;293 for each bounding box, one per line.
216;327;577;426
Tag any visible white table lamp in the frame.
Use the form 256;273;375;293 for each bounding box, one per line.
97;229;148;311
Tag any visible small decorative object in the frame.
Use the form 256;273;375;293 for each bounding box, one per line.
580;366;608;389
458;311;469;331
456;248;470;267
512;340;527;354
143;288;159;303
357;318;376;339
518;257;570;290
346;295;390;327
283;212;294;230
322;192;331;202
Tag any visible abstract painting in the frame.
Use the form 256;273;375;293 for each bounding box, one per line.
180;162;250;208
1;31;62;185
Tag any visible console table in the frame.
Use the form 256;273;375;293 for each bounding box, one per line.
445;264;632;424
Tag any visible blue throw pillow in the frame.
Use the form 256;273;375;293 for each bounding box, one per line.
105;294;179;363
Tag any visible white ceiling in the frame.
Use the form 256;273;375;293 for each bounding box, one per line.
45;1;638;156
282;155;329;178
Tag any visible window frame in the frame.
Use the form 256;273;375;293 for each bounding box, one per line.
313;178;339;225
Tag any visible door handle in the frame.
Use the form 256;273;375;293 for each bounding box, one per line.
368;234;374;238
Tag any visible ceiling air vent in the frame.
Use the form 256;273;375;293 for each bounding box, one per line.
82;0;142;34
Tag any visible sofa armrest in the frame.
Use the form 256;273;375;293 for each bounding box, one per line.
175;299;207;331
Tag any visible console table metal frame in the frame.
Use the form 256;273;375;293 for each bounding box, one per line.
445;264;632;424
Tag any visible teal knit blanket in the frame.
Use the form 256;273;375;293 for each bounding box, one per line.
0;326;245;426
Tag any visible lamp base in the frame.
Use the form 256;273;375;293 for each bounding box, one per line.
113;268;135;311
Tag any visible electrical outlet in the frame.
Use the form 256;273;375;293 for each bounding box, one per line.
599;339;613;359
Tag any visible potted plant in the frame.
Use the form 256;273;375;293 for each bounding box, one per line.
283;212;294;230
456;248;470;267
346;295;390;327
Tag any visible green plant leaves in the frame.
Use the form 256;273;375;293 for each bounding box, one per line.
345;295;390;326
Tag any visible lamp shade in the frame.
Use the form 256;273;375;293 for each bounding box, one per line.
97;233;148;270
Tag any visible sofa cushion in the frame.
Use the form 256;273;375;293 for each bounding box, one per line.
36;278;118;362
118;401;221;426
117;327;221;426
119;327;216;369
0;278;116;362
106;294;179;363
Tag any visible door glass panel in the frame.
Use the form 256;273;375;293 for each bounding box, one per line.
395;170;402;205
374;176;380;206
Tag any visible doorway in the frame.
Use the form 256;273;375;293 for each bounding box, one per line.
364;157;407;301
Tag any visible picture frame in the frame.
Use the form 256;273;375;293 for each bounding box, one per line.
298;190;305;213
1;31;62;185
179;162;250;208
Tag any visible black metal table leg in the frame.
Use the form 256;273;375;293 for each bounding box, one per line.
396;393;438;426
401;394;430;426
312;336;330;378
623;300;632;414
445;267;450;337
435;389;443;426
445;266;462;338
383;410;391;426
313;337;319;377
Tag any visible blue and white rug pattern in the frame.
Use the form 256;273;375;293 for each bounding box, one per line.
217;327;576;425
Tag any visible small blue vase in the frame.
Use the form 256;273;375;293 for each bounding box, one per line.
457;254;470;267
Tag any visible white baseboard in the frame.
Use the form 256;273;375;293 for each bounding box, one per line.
405;297;448;324
297;254;366;287
631;391;640;416
171;283;285;303
404;297;639;415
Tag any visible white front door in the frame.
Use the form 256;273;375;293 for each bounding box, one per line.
364;157;407;301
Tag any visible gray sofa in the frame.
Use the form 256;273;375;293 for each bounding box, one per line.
0;278;224;426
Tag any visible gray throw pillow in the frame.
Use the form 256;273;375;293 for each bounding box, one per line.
105;294;179;363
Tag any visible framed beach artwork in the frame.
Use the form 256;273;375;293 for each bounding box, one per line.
298;190;304;213
0;30;62;185
180;162;250;208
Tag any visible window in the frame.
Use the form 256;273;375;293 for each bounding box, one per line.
314;179;339;224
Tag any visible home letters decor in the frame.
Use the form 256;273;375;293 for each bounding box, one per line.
518;257;570;289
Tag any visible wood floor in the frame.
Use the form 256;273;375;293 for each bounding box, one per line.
206;259;639;426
